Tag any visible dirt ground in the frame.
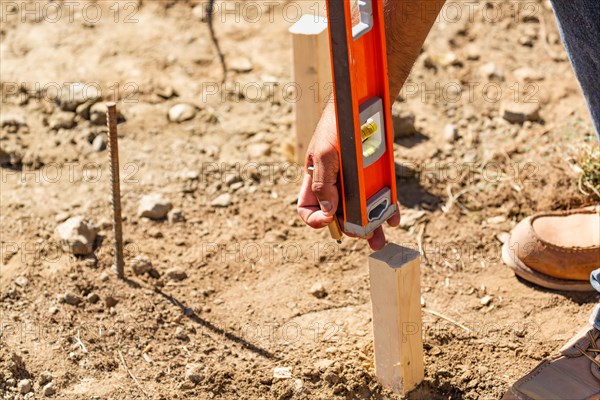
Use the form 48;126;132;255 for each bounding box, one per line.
1;1;599;399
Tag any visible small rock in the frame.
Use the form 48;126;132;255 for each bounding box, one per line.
91;134;107;152
15;276;28;287
105;296;118;308
224;172;242;187
89;102;109;125
18;379;31;394
76;99;98;120
229;57;253;73
138;194;173;219
273;367;292;379
486;215;506;224
479;62;504;81
175;327;189;341
501;101;540;124
211;193;232;208
55;216;98;256
464;44;480;60
309;282;327;299
315;359;334;372
166;268;188;281
39;371;53;385
247;143;271;158
86;293;100;304
185;363;204;384
443;124;458;143
57;83;98;111
168;103;196;123
391;104;417;138
42;382;55;396
49;111;76;130
480;295;492;306
399;209;427;229
48;306;58;315
62;292;81;305
513;67;544;82
167;209;185;224
130;256;153;275
0;114;27;129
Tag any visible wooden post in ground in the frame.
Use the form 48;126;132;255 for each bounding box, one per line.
289;14;332;164
369;243;424;395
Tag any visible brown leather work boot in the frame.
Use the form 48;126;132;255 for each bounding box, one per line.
502;323;600;400
502;206;600;291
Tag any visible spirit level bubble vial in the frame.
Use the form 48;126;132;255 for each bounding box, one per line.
326;0;398;237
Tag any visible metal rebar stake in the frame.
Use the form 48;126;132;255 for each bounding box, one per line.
106;102;125;279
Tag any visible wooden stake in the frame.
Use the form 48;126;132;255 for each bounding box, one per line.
289;14;332;164
369;243;424;395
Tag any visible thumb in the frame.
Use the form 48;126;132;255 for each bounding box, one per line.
310;148;339;218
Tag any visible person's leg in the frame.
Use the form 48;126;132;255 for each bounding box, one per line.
549;0;600;139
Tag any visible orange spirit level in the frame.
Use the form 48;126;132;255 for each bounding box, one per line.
326;0;398;237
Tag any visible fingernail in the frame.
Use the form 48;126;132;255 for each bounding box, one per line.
319;201;333;214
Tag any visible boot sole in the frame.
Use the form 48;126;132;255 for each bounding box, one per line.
501;242;594;292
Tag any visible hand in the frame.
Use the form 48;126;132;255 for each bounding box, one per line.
296;103;400;250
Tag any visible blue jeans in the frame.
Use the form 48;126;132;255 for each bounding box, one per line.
549;0;600;329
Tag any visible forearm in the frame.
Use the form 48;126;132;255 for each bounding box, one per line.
384;0;446;99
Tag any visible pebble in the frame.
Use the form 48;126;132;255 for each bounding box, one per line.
166;268;188;281
486;215;506;225
48;306;58;315
62;292;82;305
105;296;118;308
89;102;109;125
18;379;31;394
479;62;504;81
0;114;27;129
75;99;97;120
464;44;480;60
167;208;185;223
480;295;492;306
443;124;458;143
211;193;232;208
273;367;292;379
42;382;56;396
229;57;254;73
57;83;97;111
309;282;327;299
501;101;540;124
315;359;334;372
86;293;100;304
92;133;107;152
168;103;196;123
39;371;53;385
49;111;76;130
513;67;544;82
185;363;203;384
55;216;98;256
247;143;271;158
138;194;173;219
15;276;29;287
175;327;189;341
130;256;153;275
391;104;417;138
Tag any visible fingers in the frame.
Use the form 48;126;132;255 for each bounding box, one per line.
386;204;401;227
297;172;334;229
367;227;386;250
